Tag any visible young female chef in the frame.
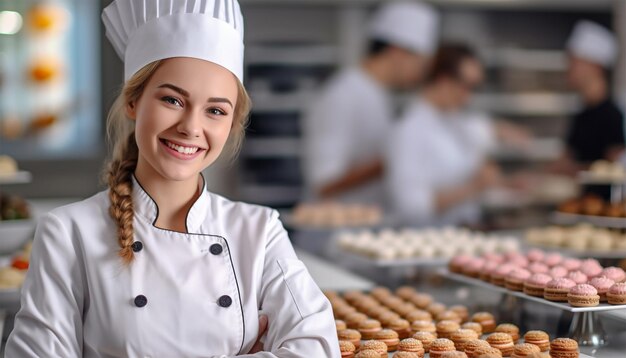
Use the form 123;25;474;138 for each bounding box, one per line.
6;0;339;356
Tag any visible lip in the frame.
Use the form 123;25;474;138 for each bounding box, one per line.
159;138;206;161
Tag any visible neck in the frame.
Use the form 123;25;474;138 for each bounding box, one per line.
423;83;451;111
135;159;201;233
580;75;608;107
362;57;392;88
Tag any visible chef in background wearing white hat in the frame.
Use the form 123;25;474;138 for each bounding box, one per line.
302;1;439;204
556;20;625;174
6;0;339;356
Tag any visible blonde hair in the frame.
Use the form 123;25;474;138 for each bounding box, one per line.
105;60;251;265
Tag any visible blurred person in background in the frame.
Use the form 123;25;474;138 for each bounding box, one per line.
302;1;439;204
554;20;624;174
386;44;530;227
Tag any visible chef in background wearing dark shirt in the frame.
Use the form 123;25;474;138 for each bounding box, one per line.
557;20;625;175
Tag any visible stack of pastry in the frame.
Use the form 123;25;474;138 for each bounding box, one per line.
337;227;520;261
330;286;581;357
292;202;382;228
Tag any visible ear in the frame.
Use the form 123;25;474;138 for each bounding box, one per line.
125;101;137;121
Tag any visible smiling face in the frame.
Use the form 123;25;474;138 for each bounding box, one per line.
127;57;239;183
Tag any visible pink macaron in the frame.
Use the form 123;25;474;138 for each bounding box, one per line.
528;262;550;274
482;253;504;264
581;259;603;278
569;283;598;295
464;257;486;277
567;271;588;285
589;276;616;301
562;258;582;271
526;249;545;262
547;277;576;290
549;266;569;278
601;267;626;283
543;253;563;267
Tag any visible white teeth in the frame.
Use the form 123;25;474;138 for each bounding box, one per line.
165;140;199;155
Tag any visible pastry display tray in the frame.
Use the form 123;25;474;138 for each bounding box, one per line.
552;212;626;229
440;270;626;313
339;249;448;268
524;243;626;259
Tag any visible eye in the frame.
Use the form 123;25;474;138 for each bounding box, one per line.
161;96;183;107
207;107;227;116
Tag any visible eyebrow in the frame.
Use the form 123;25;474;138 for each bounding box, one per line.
158;83;233;108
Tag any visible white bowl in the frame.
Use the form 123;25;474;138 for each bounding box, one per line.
0;219;35;255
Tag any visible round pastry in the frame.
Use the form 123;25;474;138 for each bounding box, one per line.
409;293;434;309
491;264;516;287
450;254;473;273
580;259;603;278
495;323;520;343
463;257;486;278
558;199;581;214
355;349;382;358
510;343;540;358
426;302;447;316
405;309;432;323
601;267;626;283
526;249;545;262
523;273;552;297
450;328;479;351
568;284;600;307
523;330;550;352
0;155;18;175
374;329;400;352
607;282;626;304
344;312;368;329
392;352;422;358
339;340;356;358
604;203;624;217
473;346;503;358
388;318;412;339
411;320;436;335
395;286;416;299
527;262;549;274
471;312;496;333
371;286;393;300
544;278;576;302
480;261;500;282
412;331;437;352
336;319;347;331
441;352;468;358
549;338;579;358
449;305;469;323
549;266;568;278
461;322;483;336
428;338;456;358
543;252;563;267
361;339;389;357
379;311;402;326
589;276;615;302
338;327;361;344
436;310;462;324
562;258;582;272
566;271;588;285
359;319;383;340
486;332;514;356
436;320;461;340
505;268;532;291
581;194;604;216
395;303;419;317
464;338;492;358
398;338;424;356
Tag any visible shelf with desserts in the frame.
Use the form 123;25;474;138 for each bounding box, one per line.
555;193;626;229
332;227;520;268
577;160;626;185
0;156;32;185
330;286;591;358
525;224;626;259
282;202;384;231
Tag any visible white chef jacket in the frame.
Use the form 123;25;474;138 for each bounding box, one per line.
386;98;496;227
302;67;392;204
6;176;339;357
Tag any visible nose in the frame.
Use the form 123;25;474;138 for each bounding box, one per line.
176;109;201;138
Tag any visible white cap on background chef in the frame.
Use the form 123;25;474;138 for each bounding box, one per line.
566;20;618;68
302;0;439;205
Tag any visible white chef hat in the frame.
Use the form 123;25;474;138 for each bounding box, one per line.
102;0;245;82
368;1;439;55
566;20;618;68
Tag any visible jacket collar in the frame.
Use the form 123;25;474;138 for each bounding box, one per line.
131;174;209;233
